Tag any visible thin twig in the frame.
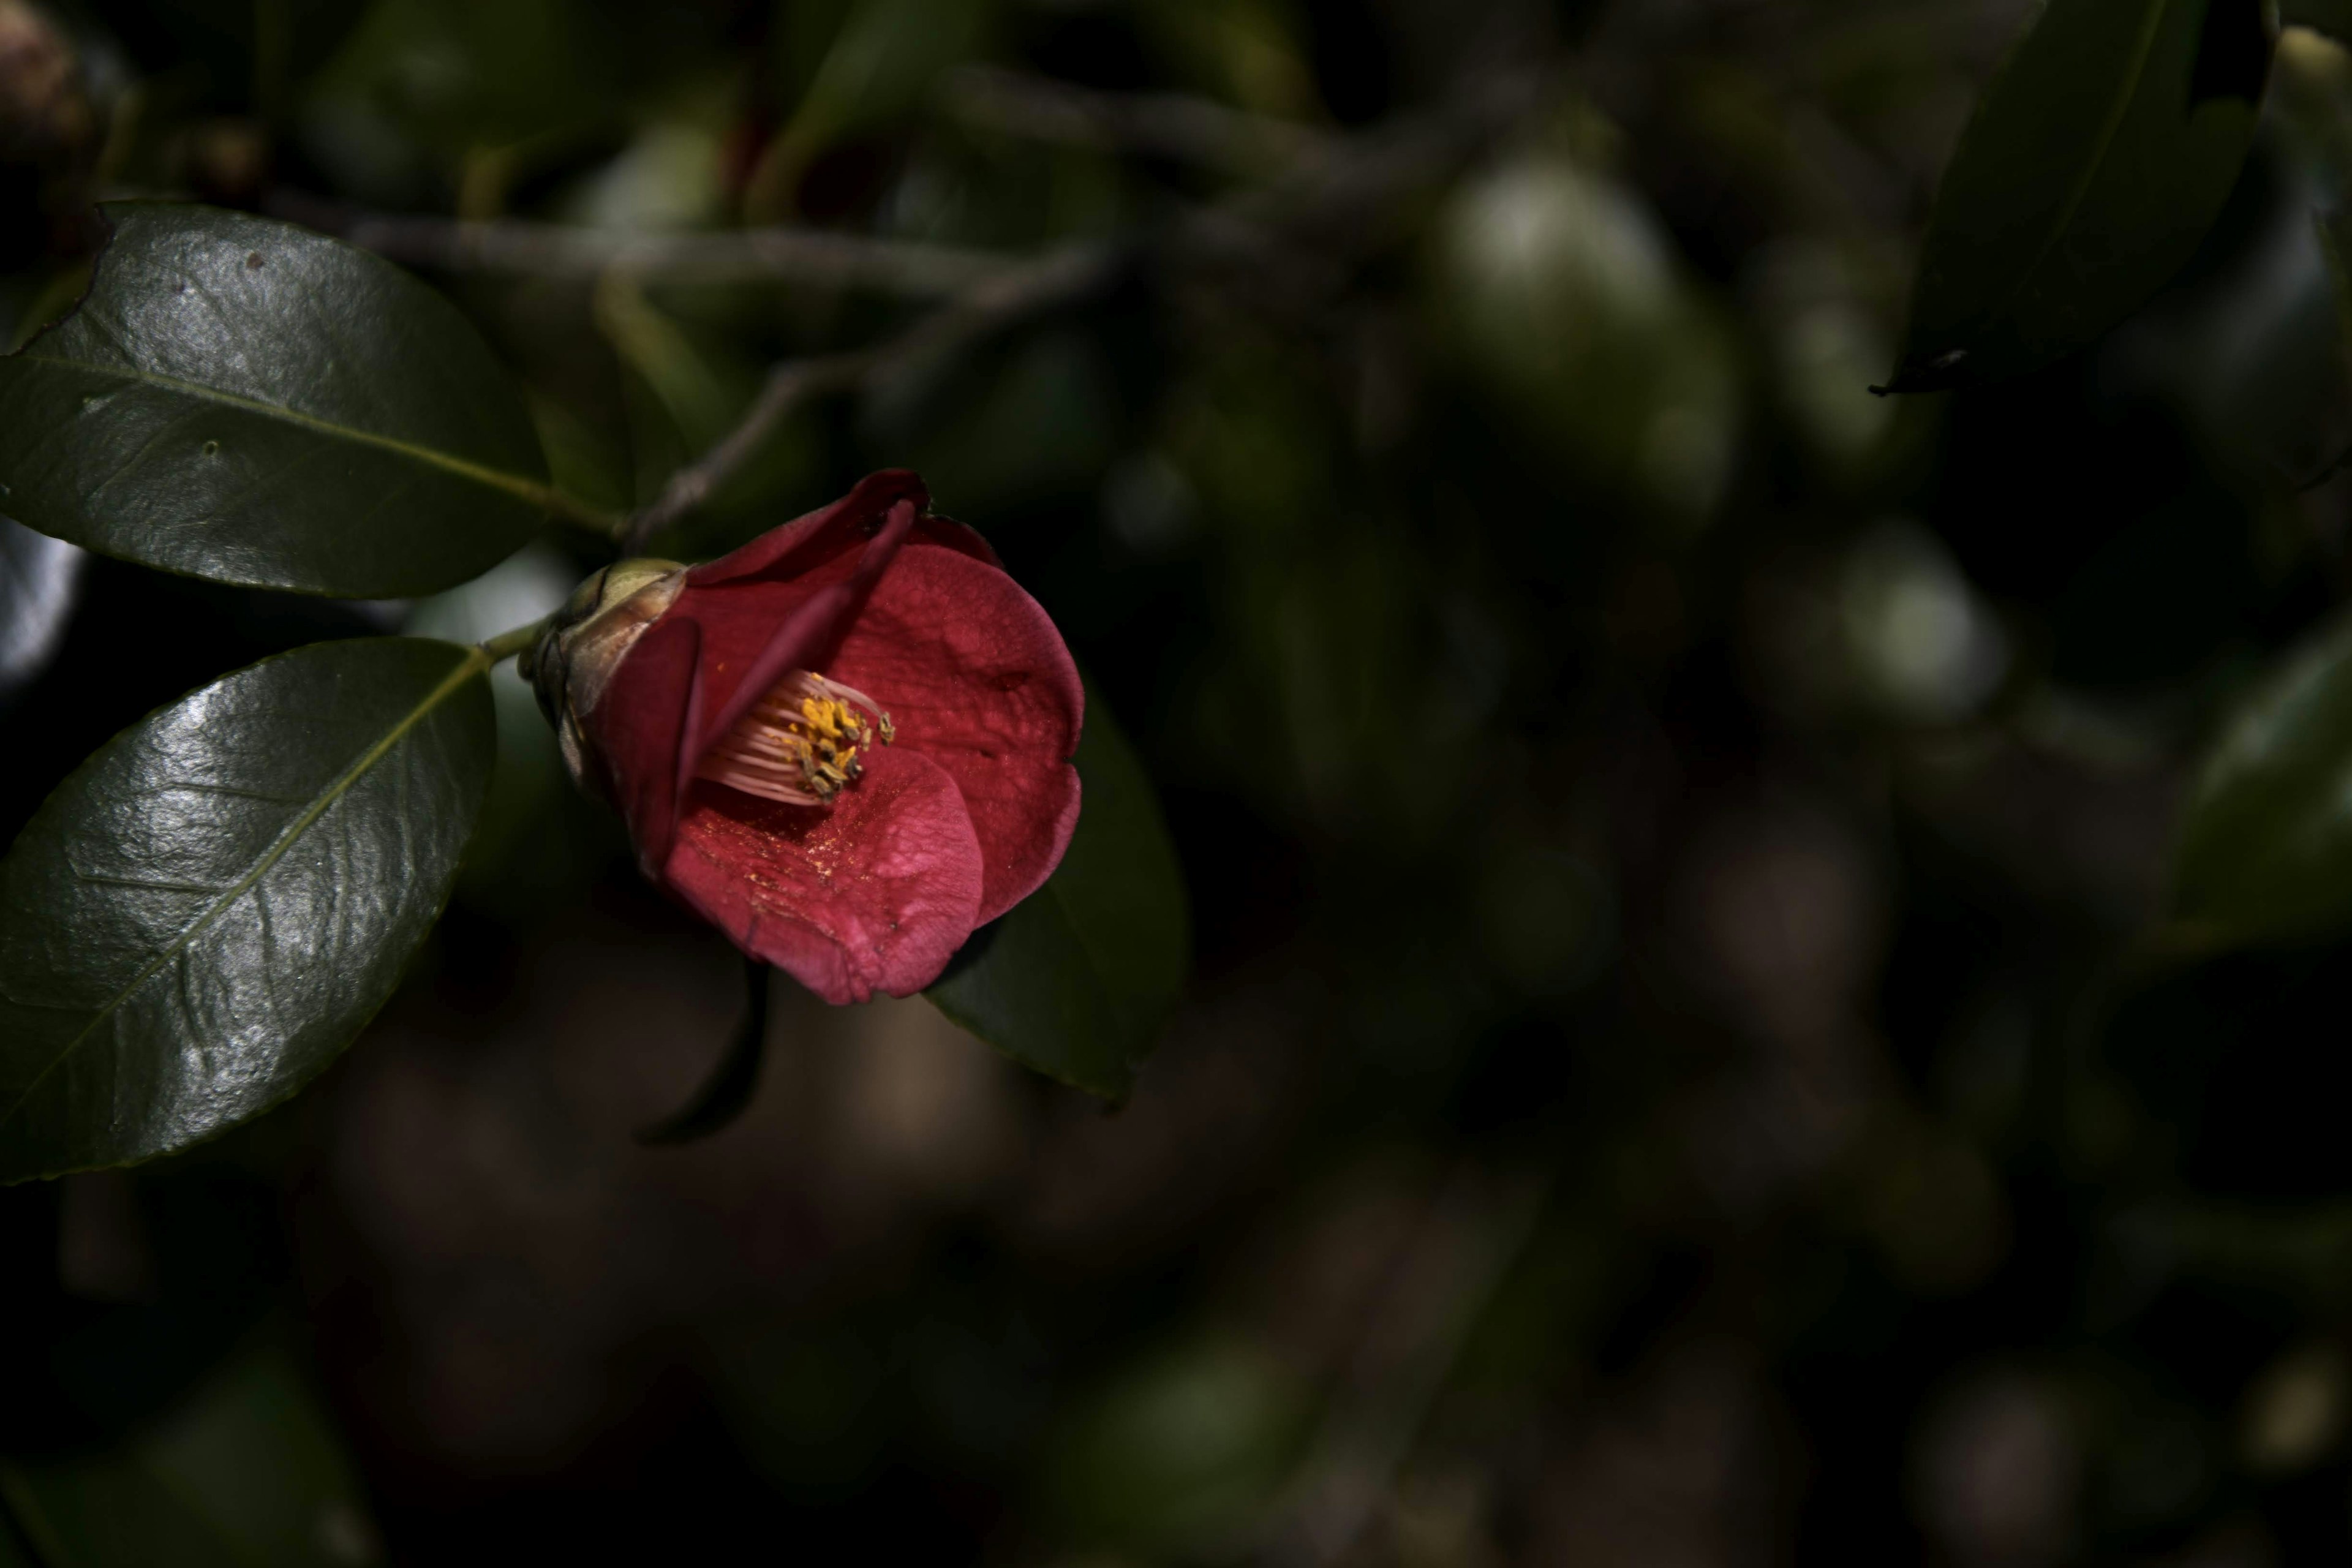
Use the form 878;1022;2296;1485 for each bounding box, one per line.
621;241;1118;552
941;64;1338;175
621;67;1551;554
270;193;1019;297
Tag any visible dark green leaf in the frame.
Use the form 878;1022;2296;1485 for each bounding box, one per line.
0;203;563;597
2174;614;2352;942
0;1343;380;1567
0;638;494;1183
1884;0;2277;393
928;687;1189;1100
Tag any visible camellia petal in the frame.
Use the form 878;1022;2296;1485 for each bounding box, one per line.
829;546;1083;922
662;744;986;1005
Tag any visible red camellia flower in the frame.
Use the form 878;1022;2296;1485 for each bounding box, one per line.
526;471;1082;1004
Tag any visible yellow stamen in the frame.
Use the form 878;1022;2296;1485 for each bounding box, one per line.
695;671;895;807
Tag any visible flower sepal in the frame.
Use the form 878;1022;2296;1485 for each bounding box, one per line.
521;557;687;800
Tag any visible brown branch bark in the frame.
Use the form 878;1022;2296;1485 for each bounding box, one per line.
270;194;1017;297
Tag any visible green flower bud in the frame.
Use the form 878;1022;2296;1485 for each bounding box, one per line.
521;558;686;796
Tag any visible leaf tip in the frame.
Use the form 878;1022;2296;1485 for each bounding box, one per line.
1875;347;1972;397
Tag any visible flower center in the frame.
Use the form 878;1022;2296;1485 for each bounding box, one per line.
696;671;895;807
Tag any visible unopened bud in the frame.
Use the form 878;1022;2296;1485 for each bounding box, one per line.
522;559;686;796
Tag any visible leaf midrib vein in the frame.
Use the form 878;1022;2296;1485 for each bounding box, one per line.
0;647;489;1136
15;352;554;511
1981;0;2171;328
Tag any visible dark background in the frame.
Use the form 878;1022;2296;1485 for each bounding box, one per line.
7;0;2352;1561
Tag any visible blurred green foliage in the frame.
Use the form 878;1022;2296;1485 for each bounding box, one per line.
22;0;2352;1560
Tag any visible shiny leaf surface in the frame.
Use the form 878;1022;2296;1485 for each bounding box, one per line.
2174;613;2352;941
0;203;557;596
0;639;494;1183
1885;0;2276;392
928;687;1188;1100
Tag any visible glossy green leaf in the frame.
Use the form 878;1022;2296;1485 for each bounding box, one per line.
2174;614;2352;942
0;638;495;1183
1884;0;2277;393
0;1343;380;1567
928;687;1189;1101
0;203;564;597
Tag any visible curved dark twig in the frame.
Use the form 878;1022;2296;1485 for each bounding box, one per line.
637;956;772;1147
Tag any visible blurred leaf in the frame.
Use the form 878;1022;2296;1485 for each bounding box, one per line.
0;518;83;707
303;0;616;161
929;685;1188;1101
1043;1337;1311;1550
527;391;630;519
747;0;992;219
2287;0;2352;36
407;547;612;921
1133;0;1319;118
0;638;494;1183
708;1319;889;1491
0;1510;30;1567
558;122;728;232
1884;0;2277;392
1432;155;1738;526
0;1342;380;1567
2321;205;2352;374
874;329;1122;521
2152;197;2352;490
594;270;745;453
0;203;560;597
2174;613;2352;942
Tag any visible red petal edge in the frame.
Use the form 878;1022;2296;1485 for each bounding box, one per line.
687;469;931;587
828;545;1084;923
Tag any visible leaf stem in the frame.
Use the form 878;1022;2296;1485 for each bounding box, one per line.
478;616;552;665
529;484;631;545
